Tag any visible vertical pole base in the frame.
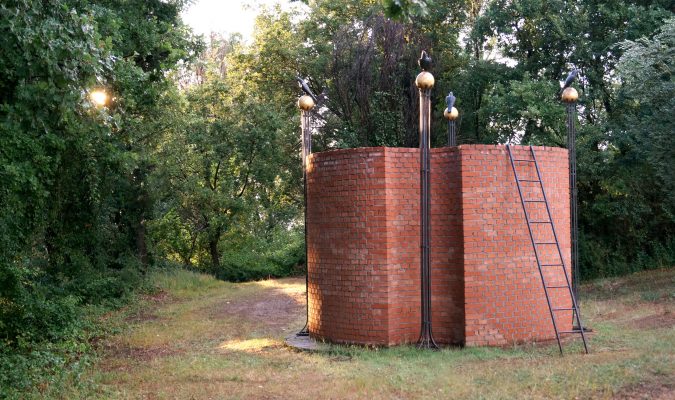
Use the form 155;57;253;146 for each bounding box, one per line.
296;325;310;337
417;325;439;350
297;108;312;338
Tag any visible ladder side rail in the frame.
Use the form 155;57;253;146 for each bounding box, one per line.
507;145;563;355
530;146;589;354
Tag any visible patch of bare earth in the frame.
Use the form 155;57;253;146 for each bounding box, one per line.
142;290;172;303
614;381;675;400
626;310;675;330
103;343;184;363
97;290;178;369
208;279;305;333
121;292;173;323
100;290;172;324
620;307;675;330
123;312;161;324
98;342;185;373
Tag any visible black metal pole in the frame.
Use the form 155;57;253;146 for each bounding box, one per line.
444;92;458;147
297;98;314;337
415;56;438;349
447;120;456;147
566;101;579;302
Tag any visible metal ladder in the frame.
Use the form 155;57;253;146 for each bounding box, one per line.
507;145;589;355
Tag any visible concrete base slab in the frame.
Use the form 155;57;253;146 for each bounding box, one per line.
284;334;330;352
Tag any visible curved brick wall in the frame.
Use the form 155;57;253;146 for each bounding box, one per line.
461;145;572;346
306;145;572;346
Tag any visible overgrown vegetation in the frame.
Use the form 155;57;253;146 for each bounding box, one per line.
0;0;673;396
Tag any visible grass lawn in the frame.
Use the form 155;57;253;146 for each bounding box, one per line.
62;268;673;399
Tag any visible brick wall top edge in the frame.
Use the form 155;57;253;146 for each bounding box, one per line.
308;146;387;162
307;144;567;163
457;144;568;153
430;147;459;154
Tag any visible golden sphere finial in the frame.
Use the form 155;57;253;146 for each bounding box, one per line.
298;95;315;111
415;71;435;89
444;107;459;121
561;87;579;103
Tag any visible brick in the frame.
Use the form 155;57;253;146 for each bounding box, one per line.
307;145;572;346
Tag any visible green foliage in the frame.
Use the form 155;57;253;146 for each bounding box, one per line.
296;0;471;148
148;20;303;280
382;0;431;21
616;17;675;211
576;18;675;278
214;229;305;282
0;0;199;395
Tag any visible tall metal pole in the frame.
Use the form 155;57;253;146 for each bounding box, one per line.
416;52;438;349
444;92;459;147
562;86;580;302
297;94;315;337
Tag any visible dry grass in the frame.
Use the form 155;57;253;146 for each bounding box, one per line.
63;268;674;399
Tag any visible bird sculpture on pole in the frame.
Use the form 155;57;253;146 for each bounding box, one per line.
296;76;318;103
418;50;432;71
560;69;579;93
444;91;459;146
446;91;456;111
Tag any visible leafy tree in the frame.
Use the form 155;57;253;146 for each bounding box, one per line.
616;17;674;208
382;0;432;20
296;0;475;148
578;17;675;277
0;0;199;395
150;16;303;279
461;0;673;276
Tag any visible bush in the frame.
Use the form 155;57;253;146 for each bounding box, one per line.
0;262;151;398
209;229;305;282
580;233;675;280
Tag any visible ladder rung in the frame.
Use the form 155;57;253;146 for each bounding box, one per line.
558;330;583;334
541;263;563;267
535;242;557;245
530;220;551;223
524;199;545;203
546;285;569;289
518;179;540;182
553;307;575;311
514;159;536;162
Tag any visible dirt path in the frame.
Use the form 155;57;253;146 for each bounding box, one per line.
99;277;307;369
206;279;306;334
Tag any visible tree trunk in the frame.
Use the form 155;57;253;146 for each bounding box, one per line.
209;235;220;269
136;220;148;270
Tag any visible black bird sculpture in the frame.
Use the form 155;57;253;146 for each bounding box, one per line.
418;50;432;71
561;69;578;92
296;76;318;103
446;91;456;110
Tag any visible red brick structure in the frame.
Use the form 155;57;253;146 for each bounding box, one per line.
306;145;572;346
